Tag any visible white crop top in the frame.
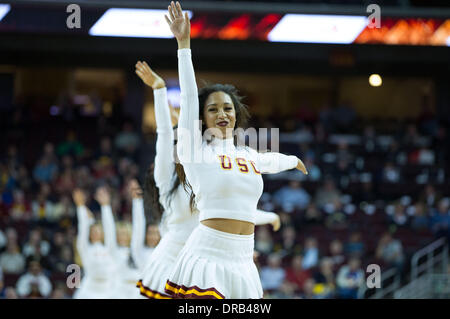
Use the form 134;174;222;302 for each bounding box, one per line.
176;48;299;223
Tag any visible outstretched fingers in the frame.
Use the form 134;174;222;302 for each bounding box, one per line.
168;3;175;21
175;1;183;17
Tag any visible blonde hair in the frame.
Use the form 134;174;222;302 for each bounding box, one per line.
116;221;132;246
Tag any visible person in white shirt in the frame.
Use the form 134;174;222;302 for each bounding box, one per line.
163;2;307;299
16;258;52;298
72;188;116;299
128;179;160;275
94;186;142;299
0;241;26;275
134;60;281;298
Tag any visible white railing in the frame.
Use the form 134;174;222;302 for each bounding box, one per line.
394;274;450;299
410;237;448;281
393;237;449;299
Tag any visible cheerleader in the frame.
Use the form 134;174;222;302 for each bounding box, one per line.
94;186;142;299
72;188;116;299
163;1;307;299
129;179;160;273
134;60;282;299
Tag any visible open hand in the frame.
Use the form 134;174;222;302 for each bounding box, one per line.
135;61;165;90
95;186;111;206
165;1;191;48
128;179;143;199
72;188;86;207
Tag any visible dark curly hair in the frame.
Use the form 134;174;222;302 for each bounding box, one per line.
177;83;251;212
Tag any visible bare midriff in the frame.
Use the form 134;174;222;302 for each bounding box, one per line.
201;218;255;235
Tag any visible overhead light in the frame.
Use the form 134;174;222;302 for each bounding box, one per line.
0;4;11;22
89;8;193;38
268;14;368;44
369;74;382;87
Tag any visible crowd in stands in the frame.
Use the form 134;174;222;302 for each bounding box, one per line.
0;92;449;299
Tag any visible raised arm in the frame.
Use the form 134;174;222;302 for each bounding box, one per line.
254;209;281;231
136;61;175;192
128;179;146;270
95;187;117;253
166;1;202;163
73;189;93;262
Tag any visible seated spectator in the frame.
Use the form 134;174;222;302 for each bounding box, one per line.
381;162;401;183
285;255;311;293
332;158;357;189
4;228;18;247
32;157;58;184
9;189;32;221
22;228;51;259
344;231;365;258
54;168;76;196
430;198;450;239
3;286;18;299
314;178;341;209
31;187;56;221
95;136;115;164
302;203;323;225
74;166;95;190
402;124;421;148
273;181;310;212
255;226;274;255
0;241;26;274
260;254;286;292
409;147;435;166
354;179;377;203
410;202;430;230
16;258;52;298
56;131;84;158
302;237;319;270
324;200;348;230
362;125;378;153
114;121;140;159
52;195;75;222
326;239;346;270
299;278;318;299
419;184;441;208
376;232;405;272
278;226;301;257
269;280;300;299
336;257;364;299
16;165;32;192
390;203;409;227
312;257;336;298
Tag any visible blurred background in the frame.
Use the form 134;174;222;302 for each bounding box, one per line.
0;0;449;299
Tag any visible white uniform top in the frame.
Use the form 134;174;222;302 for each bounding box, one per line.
153;87;199;242
176;48;298;224
100;205;141;299
130;198;154;271
75;206;116;298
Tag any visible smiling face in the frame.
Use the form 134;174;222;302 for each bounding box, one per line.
203;91;236;139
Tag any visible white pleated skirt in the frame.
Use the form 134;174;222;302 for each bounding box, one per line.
164;223;263;299
137;231;186;299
